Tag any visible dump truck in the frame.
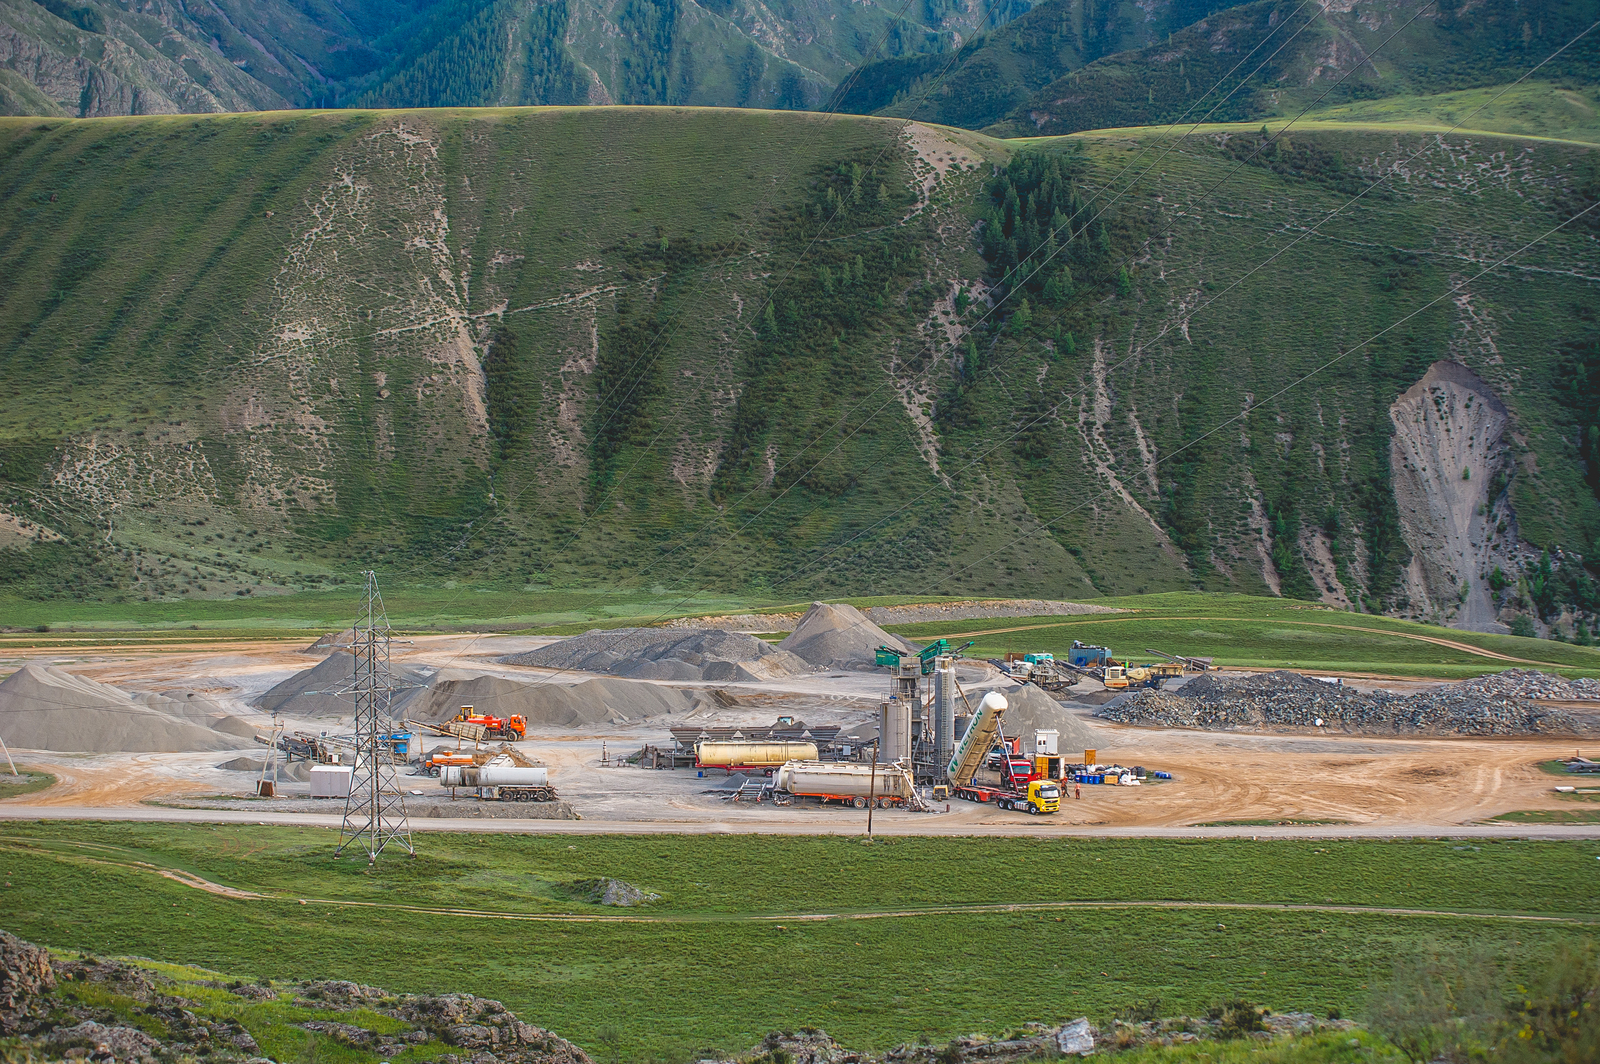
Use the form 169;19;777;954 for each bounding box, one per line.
451;706;526;740
409;707;526;744
946;691;1060;814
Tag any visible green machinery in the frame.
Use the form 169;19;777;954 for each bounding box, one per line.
875;638;975;675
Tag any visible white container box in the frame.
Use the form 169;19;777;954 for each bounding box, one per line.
309;765;353;798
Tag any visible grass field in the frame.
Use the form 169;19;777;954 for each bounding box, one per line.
1489;809;1600;824
0;768;53;800
4;591;1599;681
882;594;1600;679
0;824;1595;1060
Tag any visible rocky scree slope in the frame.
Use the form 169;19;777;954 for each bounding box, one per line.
0;110;1597;623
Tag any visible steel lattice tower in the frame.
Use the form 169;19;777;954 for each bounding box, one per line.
335;571;414;862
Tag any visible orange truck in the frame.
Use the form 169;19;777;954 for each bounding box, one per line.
452;706;526;740
423;750;478;777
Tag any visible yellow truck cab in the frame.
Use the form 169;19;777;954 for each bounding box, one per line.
1026;779;1061;814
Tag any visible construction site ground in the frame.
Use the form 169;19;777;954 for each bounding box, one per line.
1;633;1595;838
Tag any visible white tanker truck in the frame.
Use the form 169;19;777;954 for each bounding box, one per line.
772;759;922;808
438;764;557;802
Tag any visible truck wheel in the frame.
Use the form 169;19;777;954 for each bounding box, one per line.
852;797;867;809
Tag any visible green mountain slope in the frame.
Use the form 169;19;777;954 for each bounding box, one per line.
0;0;1033;117
987;0;1600;137
1;108;1597;631
828;0;1216;127
832;0;1600;138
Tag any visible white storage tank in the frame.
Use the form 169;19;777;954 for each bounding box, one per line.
309;765;352;798
878;701;912;763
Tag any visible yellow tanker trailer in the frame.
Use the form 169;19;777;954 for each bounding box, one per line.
694;741;819;772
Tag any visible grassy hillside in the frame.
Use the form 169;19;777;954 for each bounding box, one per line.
0;107;1597;631
828;0;1216;127
2;824;1595;1059
834;0;1600;138
985;0;1600;138
0;0;1028;118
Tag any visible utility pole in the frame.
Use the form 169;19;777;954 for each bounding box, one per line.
866;738;878;836
335;571;414;863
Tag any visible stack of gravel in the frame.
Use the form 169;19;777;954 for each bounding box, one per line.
1098;668;1599;736
503;627;809;682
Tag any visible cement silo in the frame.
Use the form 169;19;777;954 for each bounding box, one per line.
933;655;955;767
878;700;912;763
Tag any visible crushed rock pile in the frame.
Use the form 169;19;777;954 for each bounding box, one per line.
256;652;433;719
1098;668;1600;736
778;602;914;670
0;665;254;753
0;933;596;1064
406;672;715;726
504;628;809;682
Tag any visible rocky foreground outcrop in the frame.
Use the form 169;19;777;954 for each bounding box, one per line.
1;930;1356;1063
0;931;594;1064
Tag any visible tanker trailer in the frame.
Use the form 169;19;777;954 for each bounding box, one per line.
773;760;922;808
439;764;556;801
695;741;819;773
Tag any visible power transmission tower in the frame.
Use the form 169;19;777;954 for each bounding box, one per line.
335;571;414;862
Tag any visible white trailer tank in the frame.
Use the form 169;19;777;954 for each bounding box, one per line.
439;764;555;801
774;760;918;805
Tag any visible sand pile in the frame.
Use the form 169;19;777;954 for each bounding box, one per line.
777;602;914;670
503;628;808;682
256;653;432;719
0;665;254;753
406;671;711;727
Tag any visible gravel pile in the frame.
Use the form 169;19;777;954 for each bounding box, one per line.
1098;668;1600;736
778;601;914;670
503;627;808;682
256;652;433;719
980;683;1102;753
0;665;254;753
406;671;712;726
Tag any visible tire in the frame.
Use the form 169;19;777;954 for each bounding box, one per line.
852;796;867;809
